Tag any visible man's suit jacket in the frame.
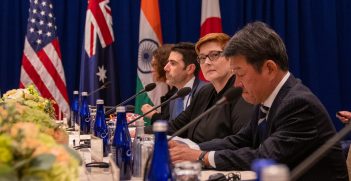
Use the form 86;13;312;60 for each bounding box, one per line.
199;74;348;180
150;86;177;123
168;77;207;120
168;75;254;143
150;77;206;124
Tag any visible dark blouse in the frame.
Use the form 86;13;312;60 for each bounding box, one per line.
168;75;254;143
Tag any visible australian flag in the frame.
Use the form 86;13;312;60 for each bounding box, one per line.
79;0;119;107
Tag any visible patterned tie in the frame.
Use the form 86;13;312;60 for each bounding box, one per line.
257;105;269;143
171;97;184;120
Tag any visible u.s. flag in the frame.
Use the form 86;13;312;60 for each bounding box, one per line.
79;0;118;107
20;0;70;118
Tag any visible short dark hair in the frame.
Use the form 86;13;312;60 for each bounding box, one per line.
171;42;200;76
152;44;174;82
223;21;289;72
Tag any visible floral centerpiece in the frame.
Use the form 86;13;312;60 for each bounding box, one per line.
1;85;56;118
0;86;80;181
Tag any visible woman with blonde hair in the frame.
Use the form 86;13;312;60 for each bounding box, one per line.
167;33;253;143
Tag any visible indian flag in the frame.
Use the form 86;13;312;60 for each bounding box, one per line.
135;0;168;125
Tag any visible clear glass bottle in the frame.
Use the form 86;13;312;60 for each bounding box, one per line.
251;159;276;181
146;120;173;181
261;164;290;181
132;118;145;177
112;106;132;180
94;99;109;157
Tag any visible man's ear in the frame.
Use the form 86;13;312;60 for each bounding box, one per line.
186;64;196;75
265;60;278;75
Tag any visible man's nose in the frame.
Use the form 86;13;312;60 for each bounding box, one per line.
164;63;170;71
233;79;243;88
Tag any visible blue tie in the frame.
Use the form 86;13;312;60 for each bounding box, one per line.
171;97;184;120
257;105;269;143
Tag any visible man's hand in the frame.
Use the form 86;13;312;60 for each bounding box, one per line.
141;104;158;119
336;111;351;123
169;140;202;164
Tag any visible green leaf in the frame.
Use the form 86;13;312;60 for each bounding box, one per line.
63;145;82;165
20;175;41;181
0;164;18;181
26;154;55;172
13;158;31;170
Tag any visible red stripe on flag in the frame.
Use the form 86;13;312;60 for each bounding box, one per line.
22;55;59;117
36;47;69;103
200;17;222;37
89;1;113;45
90;23;94;56
52;103;60;119
19;82;25;88
105;7;111;16
51;38;62;60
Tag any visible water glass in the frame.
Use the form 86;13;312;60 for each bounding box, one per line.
174;161;201;181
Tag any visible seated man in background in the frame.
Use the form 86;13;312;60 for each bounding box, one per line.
166;33;253;143
141;44;177;123
142;42;206;123
169;22;348;180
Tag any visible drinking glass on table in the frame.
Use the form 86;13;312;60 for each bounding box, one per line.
174;161;201;181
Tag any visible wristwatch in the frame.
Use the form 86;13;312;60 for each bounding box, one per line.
198;151;208;168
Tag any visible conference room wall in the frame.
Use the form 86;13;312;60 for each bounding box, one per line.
0;0;350;136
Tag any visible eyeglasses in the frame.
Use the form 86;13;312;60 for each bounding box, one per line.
197;50;222;64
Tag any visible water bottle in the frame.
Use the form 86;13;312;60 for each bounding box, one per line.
80;92;90;134
69;90;79;129
107;116;116;154
146;121;173;181
261;164;290;181
251;159;276;181
132;118;145;177
94;99;109;157
112;106;132;180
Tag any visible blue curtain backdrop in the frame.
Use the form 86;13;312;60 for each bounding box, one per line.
1;0;351;134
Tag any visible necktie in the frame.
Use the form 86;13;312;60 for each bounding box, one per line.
257;105;269;143
171;97;184;120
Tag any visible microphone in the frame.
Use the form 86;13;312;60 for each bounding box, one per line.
105;83;156;115
167;87;243;141
127;87;192;126
87;81;111;97
290;122;351;181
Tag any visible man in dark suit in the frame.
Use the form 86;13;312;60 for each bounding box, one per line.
142;42;206;123
169;22;348;180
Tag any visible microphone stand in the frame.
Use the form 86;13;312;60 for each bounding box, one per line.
104;90;144;115
128;99;170;126
167;102;223;141
87;81;110;97
290;122;351;181
167;87;241;141
127;87;191;126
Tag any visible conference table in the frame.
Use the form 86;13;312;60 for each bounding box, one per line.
77;147;256;181
66;129;256;181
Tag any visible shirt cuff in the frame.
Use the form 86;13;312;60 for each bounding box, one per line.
208;151;216;168
168;136;200;150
